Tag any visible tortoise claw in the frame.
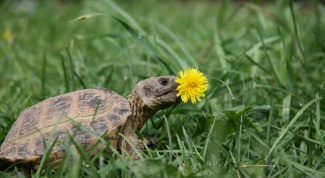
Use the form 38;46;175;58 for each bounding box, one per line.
143;137;156;149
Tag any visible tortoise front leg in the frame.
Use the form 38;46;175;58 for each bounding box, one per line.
120;132;143;160
120;134;157;160
142;137;156;149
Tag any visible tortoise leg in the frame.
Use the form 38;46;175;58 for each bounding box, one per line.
142;137;156;149
122;136;157;160
120;122;156;160
121;133;143;160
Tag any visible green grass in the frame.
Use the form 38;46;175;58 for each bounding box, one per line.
0;0;325;177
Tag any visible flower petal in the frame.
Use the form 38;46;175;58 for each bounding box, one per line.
175;68;208;104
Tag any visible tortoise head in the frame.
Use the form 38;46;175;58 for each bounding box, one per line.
129;76;179;129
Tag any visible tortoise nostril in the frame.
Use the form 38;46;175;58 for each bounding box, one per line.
159;78;169;86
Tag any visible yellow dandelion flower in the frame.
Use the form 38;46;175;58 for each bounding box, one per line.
175;68;208;104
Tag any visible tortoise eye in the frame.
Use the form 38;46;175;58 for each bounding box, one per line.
158;78;169;86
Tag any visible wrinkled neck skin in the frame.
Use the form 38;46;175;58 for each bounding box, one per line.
126;89;157;131
120;87;158;155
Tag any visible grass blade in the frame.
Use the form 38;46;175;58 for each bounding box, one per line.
265;97;322;161
66;46;76;91
60;52;70;93
111;16;174;75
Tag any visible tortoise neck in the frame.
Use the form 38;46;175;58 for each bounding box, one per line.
128;91;157;130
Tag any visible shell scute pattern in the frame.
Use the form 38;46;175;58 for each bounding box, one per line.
105;114;122;127
70;124;89;136
20;107;41;135
35;135;50;156
72;125;92;144
113;107;130;116
91;118;109;136
2;121;18;146
52;130;68;143
77;91;109;114
0;146;15;158
17;142;32;157
0;88;131;163
35;137;45;150
46;96;71;120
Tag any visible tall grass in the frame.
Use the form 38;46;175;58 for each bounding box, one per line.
0;0;324;177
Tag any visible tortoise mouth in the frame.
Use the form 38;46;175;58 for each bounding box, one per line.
157;89;178;97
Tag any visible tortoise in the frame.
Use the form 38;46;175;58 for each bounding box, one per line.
0;76;179;169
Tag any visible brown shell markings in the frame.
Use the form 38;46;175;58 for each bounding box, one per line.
0;88;131;164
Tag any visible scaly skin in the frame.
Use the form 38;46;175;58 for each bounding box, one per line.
121;76;179;159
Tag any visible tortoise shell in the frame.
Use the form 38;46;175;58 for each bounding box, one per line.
0;88;131;164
